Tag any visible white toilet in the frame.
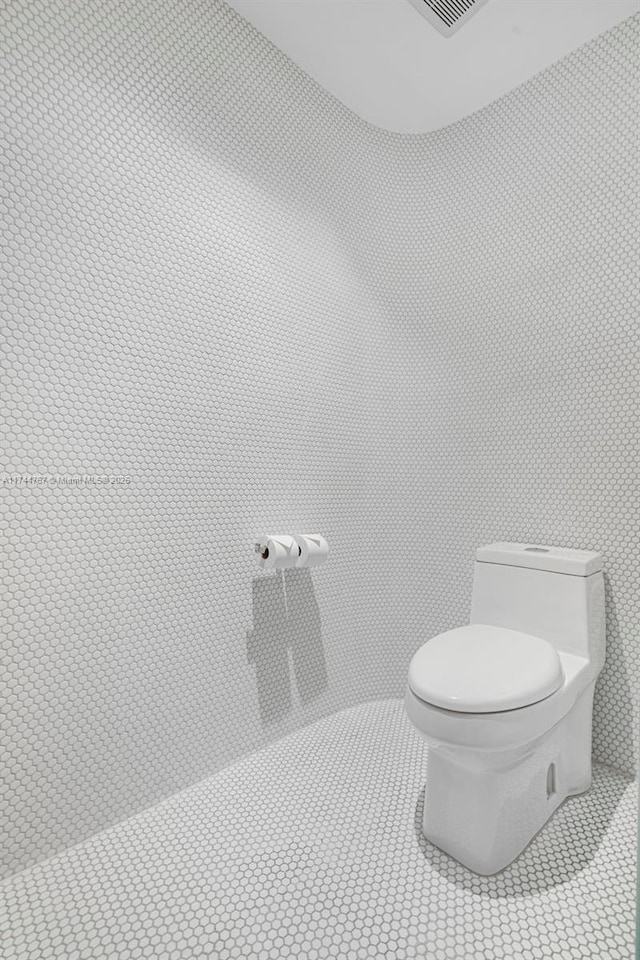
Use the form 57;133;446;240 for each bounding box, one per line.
405;542;605;875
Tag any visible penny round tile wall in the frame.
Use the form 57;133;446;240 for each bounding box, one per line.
1;0;638;877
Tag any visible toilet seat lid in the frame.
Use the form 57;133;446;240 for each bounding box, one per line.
408;624;564;713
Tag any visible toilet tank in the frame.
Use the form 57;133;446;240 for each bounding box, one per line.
470;543;605;664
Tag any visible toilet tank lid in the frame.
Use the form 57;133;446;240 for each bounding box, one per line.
476;542;603;576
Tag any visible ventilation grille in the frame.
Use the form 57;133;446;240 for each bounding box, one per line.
406;0;490;37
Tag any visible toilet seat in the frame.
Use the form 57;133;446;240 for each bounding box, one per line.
408;624;564;713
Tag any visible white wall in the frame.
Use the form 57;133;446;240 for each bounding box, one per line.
1;0;638;877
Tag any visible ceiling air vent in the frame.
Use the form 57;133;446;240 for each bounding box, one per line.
405;0;490;37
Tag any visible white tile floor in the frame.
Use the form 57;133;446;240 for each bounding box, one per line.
1;700;636;959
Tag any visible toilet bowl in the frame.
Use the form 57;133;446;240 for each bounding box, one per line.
405;543;605;875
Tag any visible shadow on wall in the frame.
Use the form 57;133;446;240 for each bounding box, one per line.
246;569;328;724
595;572;635;773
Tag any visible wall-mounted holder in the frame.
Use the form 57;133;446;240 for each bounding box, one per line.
255;534;329;570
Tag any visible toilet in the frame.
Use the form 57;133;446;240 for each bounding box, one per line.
405;542;605;875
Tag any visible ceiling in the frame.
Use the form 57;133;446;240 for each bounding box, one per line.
225;0;640;134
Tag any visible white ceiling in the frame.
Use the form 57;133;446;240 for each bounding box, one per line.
225;0;640;134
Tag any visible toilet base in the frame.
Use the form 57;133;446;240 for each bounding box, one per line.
422;684;595;875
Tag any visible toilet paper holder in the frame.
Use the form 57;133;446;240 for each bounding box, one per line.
253;540;301;559
254;535;329;568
